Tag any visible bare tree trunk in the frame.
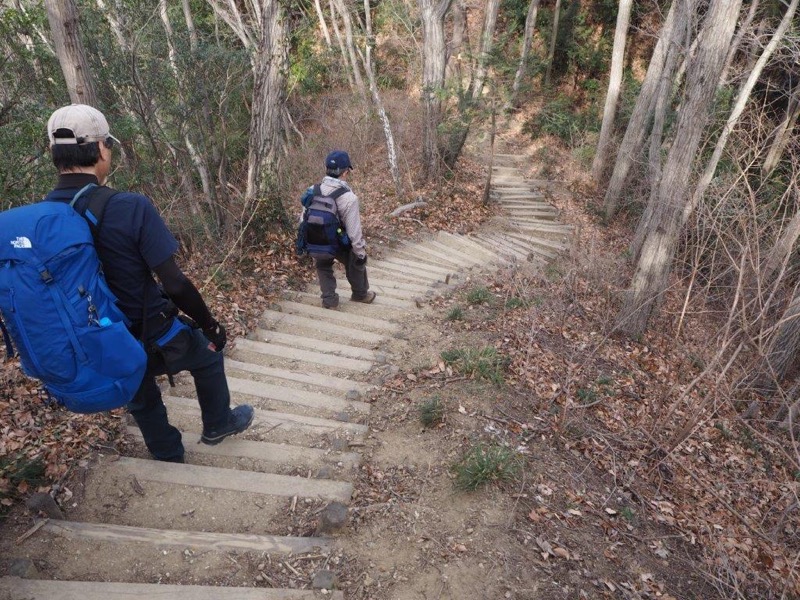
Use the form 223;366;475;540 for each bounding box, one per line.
419;0;453;181
591;0;633;180
543;0;561;87
762;186;800;282
328;0;355;89
44;0;98;105
510;0;540;107
359;0;403;197
603;1;678;219
245;0;289;211
313;0;333;49
159;0;218;236
616;0;744;337
688;0;799;222
447;0;467;82
471;0;500;100
631;7;692;258
331;0;368;102
762;290;800;389
763;81;800;177
719;0;759;85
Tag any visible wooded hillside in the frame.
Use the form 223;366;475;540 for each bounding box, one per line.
1;0;799;597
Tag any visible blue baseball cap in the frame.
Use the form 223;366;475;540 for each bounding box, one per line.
325;150;353;172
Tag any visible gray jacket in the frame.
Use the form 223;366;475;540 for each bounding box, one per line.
314;176;367;258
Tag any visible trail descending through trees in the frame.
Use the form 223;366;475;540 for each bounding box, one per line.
0;156;571;599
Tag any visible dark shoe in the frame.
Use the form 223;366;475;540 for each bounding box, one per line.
159;455;185;464
351;291;376;304
322;301;339;309
201;405;255;445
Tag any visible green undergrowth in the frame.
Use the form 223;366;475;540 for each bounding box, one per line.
440;346;507;385
452;442;520;491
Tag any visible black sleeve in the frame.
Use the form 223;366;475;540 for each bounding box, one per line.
153;257;215;330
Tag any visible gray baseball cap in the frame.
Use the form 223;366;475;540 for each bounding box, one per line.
47;104;120;145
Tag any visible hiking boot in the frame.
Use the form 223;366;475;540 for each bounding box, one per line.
351;291;376;304
201;405;254;445
160;455;185;464
322;300;340;309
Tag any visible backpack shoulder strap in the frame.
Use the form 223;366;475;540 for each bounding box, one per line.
77;186;119;242
329;186;349;200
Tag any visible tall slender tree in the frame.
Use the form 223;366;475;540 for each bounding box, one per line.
419;0;453;180
616;0;744;336
592;0;633;180
44;0;97;105
510;0;540;107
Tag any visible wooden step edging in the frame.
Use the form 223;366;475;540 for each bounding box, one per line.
0;578;344;600
41;519;334;554
116;457;353;502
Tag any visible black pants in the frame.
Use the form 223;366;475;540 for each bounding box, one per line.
312;248;369;307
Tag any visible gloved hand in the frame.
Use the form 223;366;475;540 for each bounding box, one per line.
354;254;367;266
203;320;227;352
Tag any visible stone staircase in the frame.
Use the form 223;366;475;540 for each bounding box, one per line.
0;155;571;599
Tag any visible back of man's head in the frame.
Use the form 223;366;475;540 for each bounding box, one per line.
48;104;118;171
325;150;353;178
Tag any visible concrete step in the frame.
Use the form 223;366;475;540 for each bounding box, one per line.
394;241;479;269
425;237;500;266
126;426;361;469
302;285;414;309
115;457;353;502
375;254;455;278
504;230;569;254
165;395;369;438
249;329;380;361
236;337;374;372
436;232;503;263
42;518;334;554
277;300;400;333
284;290;412;318
0;578;344;600
473;233;530;262
223;373;371;414
257;309;385;345
368;259;449;284
225;358;369;394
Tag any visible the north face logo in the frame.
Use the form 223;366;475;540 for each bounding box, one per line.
10;237;32;249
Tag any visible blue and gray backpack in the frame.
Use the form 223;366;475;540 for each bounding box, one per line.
0;184;147;413
296;184;351;256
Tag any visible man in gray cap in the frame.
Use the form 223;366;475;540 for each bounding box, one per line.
302;150;375;309
43;104;253;462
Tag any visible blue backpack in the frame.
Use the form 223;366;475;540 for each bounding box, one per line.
296;184;351;256
0;184;147;413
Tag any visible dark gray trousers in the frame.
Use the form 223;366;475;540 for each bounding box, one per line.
312;248;369;307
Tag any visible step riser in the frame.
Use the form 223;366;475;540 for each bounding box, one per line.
258;310;385;344
424;238;498;266
396;243;479;268
236;338;374;372
225;358;369;394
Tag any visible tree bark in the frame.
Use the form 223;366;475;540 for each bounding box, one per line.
603;1;678;219
616;0;744;337
44;0;98;105
591;0;633;180
419;0;453;180
763;81;800;177
687;0;798;223
328;0;355;89
543;0;561;87
313;0;333;49
719;0;759;85
447;0;467;82
331;0;368;102
471;0;500;100
359;0;403;197
245;0;289;211
510;0;540;107
631;5;692;258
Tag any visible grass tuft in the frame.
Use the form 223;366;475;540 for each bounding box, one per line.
419;396;445;427
452;443;520;491
466;287;492;305
440;346;507;385
446;306;464;321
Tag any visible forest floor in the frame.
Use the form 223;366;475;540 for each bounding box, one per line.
1;111;798;599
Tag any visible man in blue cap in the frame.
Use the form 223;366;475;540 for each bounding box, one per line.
303;150;375;309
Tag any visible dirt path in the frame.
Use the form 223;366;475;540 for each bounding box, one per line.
0;155;570;599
